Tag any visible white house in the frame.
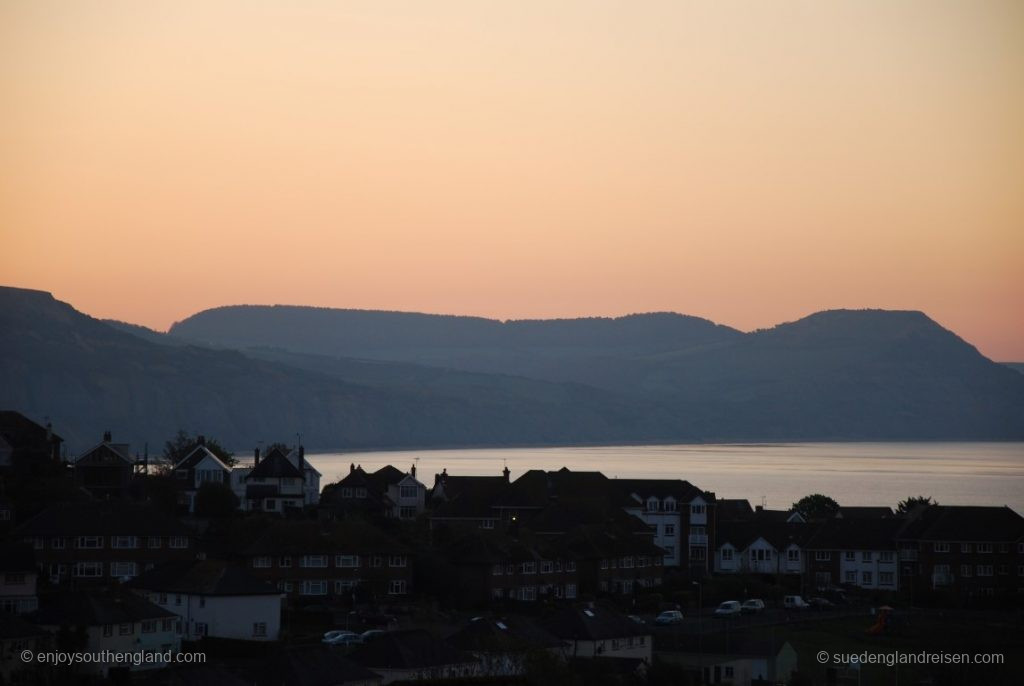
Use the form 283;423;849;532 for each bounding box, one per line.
172;444;232;513
237;446;318;512
32;590;181;677
714;523;811;576
540;604;652;663
615;479;712;572
130;559;282;641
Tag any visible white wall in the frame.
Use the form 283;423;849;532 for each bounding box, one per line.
145;591;281;641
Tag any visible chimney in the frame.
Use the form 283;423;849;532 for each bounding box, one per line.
103;430;112;443
442;467;448;485
410;463;417;479
350;462;356;474
298;445;305;471
755;505;764;512
502;465;510;482
254;447;261;466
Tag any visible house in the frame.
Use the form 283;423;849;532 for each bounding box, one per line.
73;430;137;499
714;521;813;577
172;441;232;513
0;410;63;475
895;505;1024;598
716;499;755;522
0;542;38;614
429;469;511;530
254;646;382;686
539;602;651;663
236;519;413;600
836;506;895;519
130;559;283;641
0;613;50;685
15;501;194;585
238;446;318;512
614;478;715;574
323;463;426;520
804;518;903;591
560;522;666;597
31;589;181;677
660;634;798;686
349;629;479;684
447;615;566;676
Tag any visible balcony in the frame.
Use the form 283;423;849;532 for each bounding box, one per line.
689;534;708;545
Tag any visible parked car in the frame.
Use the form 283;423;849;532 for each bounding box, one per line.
741;599;766;614
322;630;358;645
654;610;684;625
360;629;386;641
808;597;835;610
713;601;742;618
627;614;646;624
783;595;810;610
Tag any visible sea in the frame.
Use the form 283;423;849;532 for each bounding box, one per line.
305;442;1024;514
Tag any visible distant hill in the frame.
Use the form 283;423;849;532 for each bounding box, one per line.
3;287;1023;452
1005;363;1024;375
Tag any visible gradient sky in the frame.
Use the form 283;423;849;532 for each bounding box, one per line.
2;1;1022;359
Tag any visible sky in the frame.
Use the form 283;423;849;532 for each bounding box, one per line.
1;1;1022;359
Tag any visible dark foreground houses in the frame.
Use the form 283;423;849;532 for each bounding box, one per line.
1;411;1022;685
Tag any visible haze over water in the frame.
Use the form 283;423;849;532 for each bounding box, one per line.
307;443;1024;514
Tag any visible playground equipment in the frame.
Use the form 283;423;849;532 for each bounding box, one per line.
865;605;894;635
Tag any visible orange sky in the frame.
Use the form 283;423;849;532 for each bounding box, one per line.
2;1;1022;359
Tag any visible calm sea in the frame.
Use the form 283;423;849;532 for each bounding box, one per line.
306;443;1024;514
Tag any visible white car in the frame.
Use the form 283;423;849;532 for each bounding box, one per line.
783;595;810;610
741;599;766;613
322;630;358;645
713;601;742;618
654;610;684;625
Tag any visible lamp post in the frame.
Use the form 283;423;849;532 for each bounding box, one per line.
692;580;703;684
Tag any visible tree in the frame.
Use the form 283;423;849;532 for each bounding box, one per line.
195;482;240;518
792;493;840;520
897;495;935;515
163;430;236;467
265;441;290;455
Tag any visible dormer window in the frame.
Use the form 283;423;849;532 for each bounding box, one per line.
691;504;706;515
663;499;676;512
646;498;659;512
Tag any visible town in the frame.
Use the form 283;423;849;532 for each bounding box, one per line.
1;411;1021;685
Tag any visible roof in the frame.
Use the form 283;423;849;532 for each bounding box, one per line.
32;590;175;626
249;448;304;480
130;559;280;596
255;646;381;686
716;499;755;521
241;519;407;556
75;440;134;465
349;629;474;670
805;518;903;551
716;521;815;551
837;506;894;519
447;616;566;653
431;474;509;519
613;478;706;505
539;602;648;641
0;410;62;450
173;445;231;473
14;501;190;537
896;505;1024;543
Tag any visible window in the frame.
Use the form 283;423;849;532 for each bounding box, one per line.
721;548;733;561
663;499;676;512
977;543;993;554
110;561;137;578
787;549;800;562
750;549;770;562
691;504;706;515
73;562;103;578
690;547;706;561
997;565;1009;575
119;623;132;636
844;571;856;583
977;565;994;577
646;498;659;512
389;555;407;568
301;580;328;595
103;625;113;637
845;552;855;561
76;536;103;549
336;555;360;568
520;561;536;574
195;623;208;636
162;619;173;631
861;571;873;585
961;543;973;553
480;519;495;529
724;667;734;678
371;555;383;568
111;536;138;549
879;572;894;585
388;580;407;595
519;586;537;601
960;565;973;577
341;487;353;498
253;622;267;637
175;594;182;606
862;552;873;562
492;588;505;600
51;538;65;550
159;593;167;605
621;557;634;569
253;557;272;568
664;524;676;536
148;537;162;549
399;506;416;519
354;488;367;498
199;596;206;608
566;584;577;599
540;561;553;574
169;537;188;549
279;556;292;568
879;551;894;563
141;621;155;634
933;542;950;553
400;484;418;499
815;551;831;561
301;555;328;568
566;560;576;572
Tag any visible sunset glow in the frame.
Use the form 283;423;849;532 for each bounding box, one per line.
2;0;1022;358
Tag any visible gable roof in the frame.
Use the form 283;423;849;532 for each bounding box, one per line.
75;441;134;465
716;499;755;521
431;475;509;519
349;629;474;670
896;505;1024;542
0;410;62;452
716;521;815;551
32;590;175;626
173;445;231;473
613;478;706;505
837;506;894;519
15;501;190;537
130;559;280;596
249;448;304;480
